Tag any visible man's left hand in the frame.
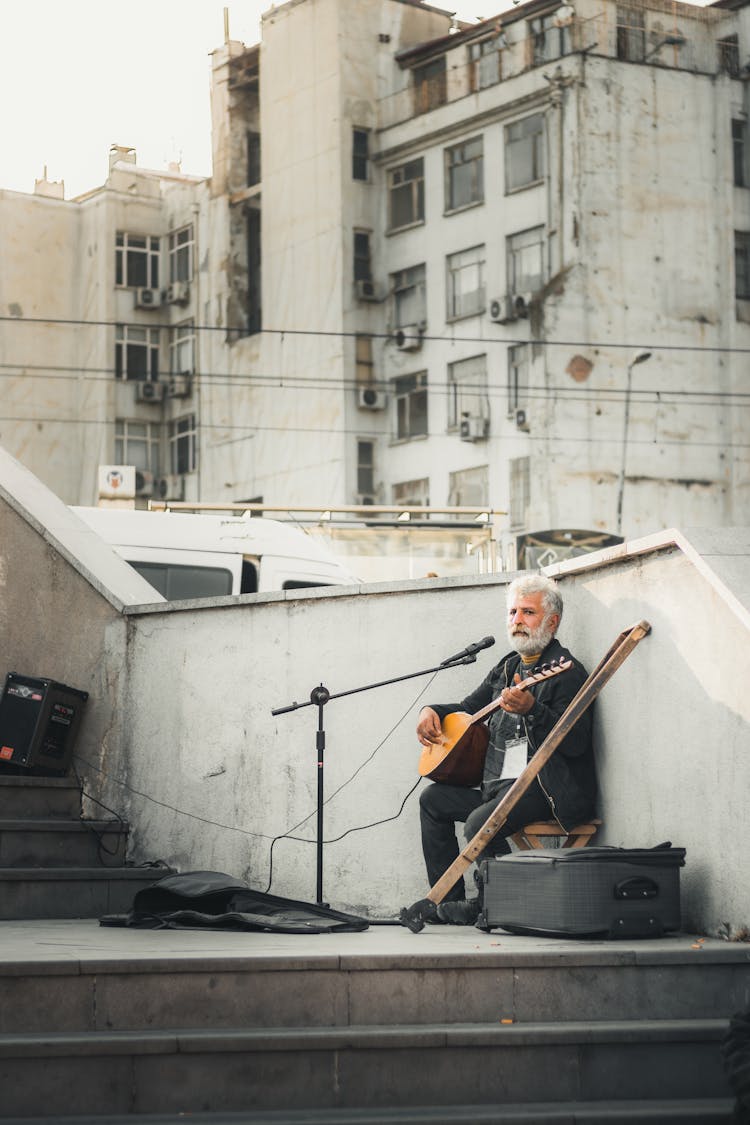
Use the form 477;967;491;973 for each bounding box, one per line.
499;673;535;715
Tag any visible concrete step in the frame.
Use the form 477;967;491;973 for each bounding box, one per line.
0;776;83;818
1;938;747;1033
0;818;127;866
0;1099;736;1123
0;1020;731;1118
0;866;173;920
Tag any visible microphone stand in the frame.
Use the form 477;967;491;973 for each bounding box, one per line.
271;650;480;906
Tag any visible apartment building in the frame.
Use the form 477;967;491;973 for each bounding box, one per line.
0;0;748;566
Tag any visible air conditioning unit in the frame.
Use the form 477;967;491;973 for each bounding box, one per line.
154;474;185;502
512;292;532;319
135;470;154;498
355;279;379;302
134;288;161;309
168;374;193;398
358;386;387;411
515;408;530;432
489;296;515;324
394;324;422;351
356;493;377;506
459;414;490;442
135;381;165;404
166;281;191;305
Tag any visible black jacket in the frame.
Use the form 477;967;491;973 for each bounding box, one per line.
429;637;596;826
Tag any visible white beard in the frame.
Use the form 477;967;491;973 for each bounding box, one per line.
508;619;556;658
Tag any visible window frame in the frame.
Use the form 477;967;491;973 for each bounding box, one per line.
447;354;489;431
505;113;546;194
114;418;161;476
468;37;502;91
387;158;425;231
733;118;747;188
352;128;370;181
115;232;160;290
735;231;750;300
354;229;373;283
508;344;529;414
445;136;484;213
413;57;447;115
168;226;194;285
169;321;196;376
168;413;198;475
392;264;427;329
506;226;546;298
115;324;161;382
446;245;486;321
393;371;428;441
615;6;646;62
447;464;489;508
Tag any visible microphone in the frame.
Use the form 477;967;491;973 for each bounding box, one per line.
440;635;495;666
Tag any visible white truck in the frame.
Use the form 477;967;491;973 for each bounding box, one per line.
71;507;360;600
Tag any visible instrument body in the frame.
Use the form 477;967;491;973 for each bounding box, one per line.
418;659;573;787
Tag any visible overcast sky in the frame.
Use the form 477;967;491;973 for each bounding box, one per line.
1;0;518;200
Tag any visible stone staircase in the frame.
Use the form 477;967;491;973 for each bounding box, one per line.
0;773;171;920
0;773;742;1123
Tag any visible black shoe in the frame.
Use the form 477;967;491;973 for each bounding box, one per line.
436;897;481;925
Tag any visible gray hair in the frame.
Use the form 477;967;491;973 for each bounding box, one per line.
506;575;563;620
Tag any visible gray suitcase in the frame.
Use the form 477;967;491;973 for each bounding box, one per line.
478;845;685;938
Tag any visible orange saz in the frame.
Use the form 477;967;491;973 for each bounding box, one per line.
417;659;573;787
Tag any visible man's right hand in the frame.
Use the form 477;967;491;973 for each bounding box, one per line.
416;706;442;746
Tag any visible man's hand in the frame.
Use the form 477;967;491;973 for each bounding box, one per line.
416;706;443;746
499;673;535;715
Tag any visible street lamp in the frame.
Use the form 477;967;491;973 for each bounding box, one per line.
615;351;652;536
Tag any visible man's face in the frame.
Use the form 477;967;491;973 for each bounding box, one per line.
506;592;560;657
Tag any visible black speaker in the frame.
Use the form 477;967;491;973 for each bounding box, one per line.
0;672;89;776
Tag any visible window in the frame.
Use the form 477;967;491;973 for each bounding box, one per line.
528;14;569;65
168;226;194;284
447;245;486;320
448;354;489;430
355;335;375;386
468;37;502;90
616;7;646;62
247;130;261;186
352;128;369;181
132;563;233;600
507;227;545;296
394;372;428;440
718;34;740;78
505;114;545;193
115;233;160;289
357;439;376;497
413;57;446;115
392;478;429;506
509;456;530;530
508;344;529;413
114;419;161;475
247;209;262;336
733;119;747;188
354;230;372;282
169;414;197;474
115;324;160;381
170;322;195;376
392;264;426;328
448;465;488;507
736;232;750;299
445;136;484;212
388;159;424;230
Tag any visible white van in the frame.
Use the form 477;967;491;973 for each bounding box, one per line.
71;507;360;600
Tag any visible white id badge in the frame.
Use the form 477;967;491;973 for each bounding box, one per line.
499;738;528;781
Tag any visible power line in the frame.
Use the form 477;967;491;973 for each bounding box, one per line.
0;363;748;406
0;414;747;448
2;312;750;354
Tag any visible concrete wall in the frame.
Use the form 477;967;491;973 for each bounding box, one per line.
2;448;748;933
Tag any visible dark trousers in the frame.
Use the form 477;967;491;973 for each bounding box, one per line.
419;779;553;901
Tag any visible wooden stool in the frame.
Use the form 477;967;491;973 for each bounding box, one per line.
511;818;602;851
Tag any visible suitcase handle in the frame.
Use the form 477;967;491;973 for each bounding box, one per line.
614;875;658;900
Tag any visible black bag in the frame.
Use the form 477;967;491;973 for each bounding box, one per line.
100;870;369;934
478;844;685;938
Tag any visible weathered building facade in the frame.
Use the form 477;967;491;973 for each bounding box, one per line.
1;0;748;565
